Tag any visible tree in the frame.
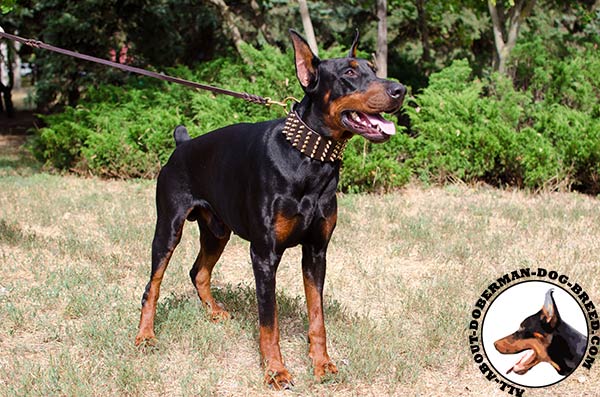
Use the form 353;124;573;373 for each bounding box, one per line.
0;43;16;117
488;0;537;74
207;0;245;57
415;0;431;67
376;0;388;77
298;0;319;56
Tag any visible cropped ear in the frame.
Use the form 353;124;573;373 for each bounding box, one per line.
348;29;360;58
540;289;559;329
289;29;320;90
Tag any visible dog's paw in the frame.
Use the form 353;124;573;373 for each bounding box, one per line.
314;360;338;382
264;367;294;390
134;331;157;347
208;302;231;322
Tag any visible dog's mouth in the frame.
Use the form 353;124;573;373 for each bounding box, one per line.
507;349;537;375
341;110;396;143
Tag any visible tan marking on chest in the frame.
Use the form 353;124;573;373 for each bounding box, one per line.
274;212;300;244
321;212;337;239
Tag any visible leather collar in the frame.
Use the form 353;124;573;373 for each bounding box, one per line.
281;108;348;162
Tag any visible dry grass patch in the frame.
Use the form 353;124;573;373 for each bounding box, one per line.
1;153;599;396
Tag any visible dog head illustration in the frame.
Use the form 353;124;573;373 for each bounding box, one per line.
494;289;562;375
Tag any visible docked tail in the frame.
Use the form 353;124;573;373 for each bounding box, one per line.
173;125;191;147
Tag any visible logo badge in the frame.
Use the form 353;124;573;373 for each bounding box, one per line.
468;269;598;396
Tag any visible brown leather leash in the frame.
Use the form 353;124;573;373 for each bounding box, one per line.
0;31;297;109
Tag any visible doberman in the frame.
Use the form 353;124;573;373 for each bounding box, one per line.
134;29;406;389
494;289;587;377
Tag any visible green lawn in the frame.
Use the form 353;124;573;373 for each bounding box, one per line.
1;137;599;396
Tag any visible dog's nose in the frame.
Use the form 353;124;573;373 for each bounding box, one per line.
387;83;406;100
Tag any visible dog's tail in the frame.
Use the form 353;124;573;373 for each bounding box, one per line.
173;125;191;147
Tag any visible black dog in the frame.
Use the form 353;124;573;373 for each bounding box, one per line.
135;30;405;389
494;289;587;377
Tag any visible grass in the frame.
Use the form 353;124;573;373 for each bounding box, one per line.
1;138;599;396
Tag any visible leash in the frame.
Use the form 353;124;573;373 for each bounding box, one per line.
0;31;298;109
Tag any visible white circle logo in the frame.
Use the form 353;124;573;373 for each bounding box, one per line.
468;268;598;395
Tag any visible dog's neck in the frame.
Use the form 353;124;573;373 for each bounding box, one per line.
281;107;348;162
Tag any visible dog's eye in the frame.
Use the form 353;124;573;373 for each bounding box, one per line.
344;68;358;77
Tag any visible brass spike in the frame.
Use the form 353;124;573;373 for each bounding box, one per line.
311;145;318;157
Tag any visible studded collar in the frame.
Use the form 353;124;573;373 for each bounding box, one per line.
281;108;348;162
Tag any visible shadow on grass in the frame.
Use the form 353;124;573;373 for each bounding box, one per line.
0;219;37;245
149;282;417;386
0;136;42;176
153;282;345;339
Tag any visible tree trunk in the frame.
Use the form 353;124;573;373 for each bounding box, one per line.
416;0;431;68
298;0;318;56
208;0;245;58
250;0;269;43
0;35;14;117
0;83;14;117
488;0;536;75
376;0;388;78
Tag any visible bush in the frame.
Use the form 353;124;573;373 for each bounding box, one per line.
406;60;530;186
340;132;412;193
32;44;296;177
31;42;415;191
32;42;600;193
406;55;600;193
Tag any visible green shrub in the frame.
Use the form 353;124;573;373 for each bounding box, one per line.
405;56;600;193
31;43;414;191
533;104;600;193
32;44;293;178
340;132;412;193
31;42;600;193
407;60;523;185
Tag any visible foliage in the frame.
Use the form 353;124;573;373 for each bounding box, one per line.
5;0;597;109
30;42;410;191
3;0;224;110
0;0;17;14
32;34;600;193
31;43;297;177
340;132;413;193
24;0;600;193
406;55;600;193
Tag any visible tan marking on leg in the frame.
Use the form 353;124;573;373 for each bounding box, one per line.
135;210;188;346
259;305;293;389
193;232;230;321
135;259;169;346
303;275;338;381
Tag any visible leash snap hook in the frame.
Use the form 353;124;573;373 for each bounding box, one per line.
265;96;300;112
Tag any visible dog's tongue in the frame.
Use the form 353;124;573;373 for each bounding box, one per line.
508;350;535;374
366;113;396;136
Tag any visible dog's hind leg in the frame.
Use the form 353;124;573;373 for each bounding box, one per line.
189;213;231;321
135;180;191;345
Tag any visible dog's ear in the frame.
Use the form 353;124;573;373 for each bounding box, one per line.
289;29;320;90
348;29;360;58
540;289;559;329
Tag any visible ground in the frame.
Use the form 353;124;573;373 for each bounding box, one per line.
0;118;599;396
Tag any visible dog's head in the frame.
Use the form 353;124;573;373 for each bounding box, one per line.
494;289;563;375
290;29;405;143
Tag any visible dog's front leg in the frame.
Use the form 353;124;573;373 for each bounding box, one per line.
302;243;338;381
250;245;293;389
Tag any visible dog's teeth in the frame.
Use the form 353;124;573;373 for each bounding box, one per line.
351;112;360;122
